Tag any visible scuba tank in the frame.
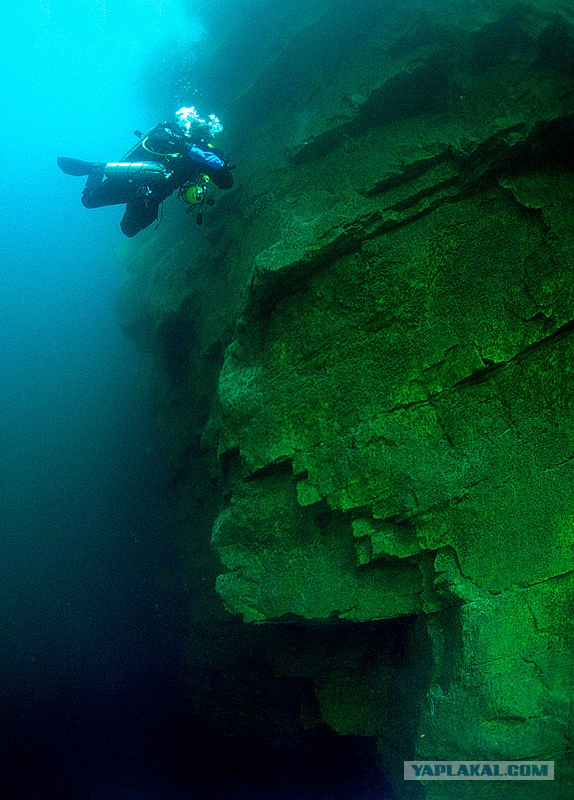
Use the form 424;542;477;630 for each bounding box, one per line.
103;161;173;182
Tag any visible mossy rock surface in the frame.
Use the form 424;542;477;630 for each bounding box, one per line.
121;1;574;797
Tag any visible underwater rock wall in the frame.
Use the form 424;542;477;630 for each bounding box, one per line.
120;1;574;796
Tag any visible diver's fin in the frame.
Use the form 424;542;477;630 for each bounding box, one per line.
57;157;102;177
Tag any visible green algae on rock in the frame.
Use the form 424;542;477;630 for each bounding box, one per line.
120;1;574;797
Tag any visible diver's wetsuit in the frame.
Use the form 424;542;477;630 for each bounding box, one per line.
81;123;233;237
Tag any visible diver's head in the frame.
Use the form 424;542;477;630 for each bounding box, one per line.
175;106;223;143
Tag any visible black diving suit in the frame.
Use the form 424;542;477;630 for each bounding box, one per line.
78;123;234;237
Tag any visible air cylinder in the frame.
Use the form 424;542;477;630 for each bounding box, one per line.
103;162;172;182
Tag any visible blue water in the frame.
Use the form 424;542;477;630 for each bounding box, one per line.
0;2;395;798
0;2;199;798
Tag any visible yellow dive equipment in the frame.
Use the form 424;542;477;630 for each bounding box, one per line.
180;176;210;206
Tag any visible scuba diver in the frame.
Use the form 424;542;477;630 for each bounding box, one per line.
57;106;234;237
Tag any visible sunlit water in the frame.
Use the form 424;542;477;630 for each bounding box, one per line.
0;2;200;797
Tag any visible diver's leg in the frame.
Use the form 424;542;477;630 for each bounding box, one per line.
82;176;133;209
120;197;161;237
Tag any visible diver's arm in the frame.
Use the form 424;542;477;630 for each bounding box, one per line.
186;145;234;189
